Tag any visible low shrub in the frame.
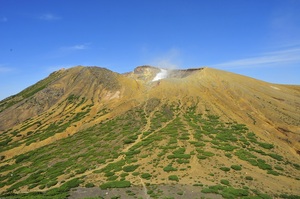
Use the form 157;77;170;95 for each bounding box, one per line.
123;164;139;172
85;183;95;188
132;172;139;176
220;167;230;172
163;165;178;172
220;179;230;185
201;185;224;194
100;181;131;189
280;194;300;199
267;170;280;176
176;159;189;164
15;154;29;164
257;159;272;170
193;183;203;186
231;165;242;171
268;153;283;161
221;187;249;198
107;175;118;181
225;153;232;158
258;142;274;149
141;173;152;180
168;175;179;182
104;171;115;177
167;154;191;159
46;180;58;188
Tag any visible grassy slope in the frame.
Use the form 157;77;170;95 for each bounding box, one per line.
0;101;299;198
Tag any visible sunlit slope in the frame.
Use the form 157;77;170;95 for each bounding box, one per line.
0;66;141;159
0;66;299;198
146;67;300;153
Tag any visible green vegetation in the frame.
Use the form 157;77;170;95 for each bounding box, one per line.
258;142;274;149
231;165;242;171
99;181;131;189
280;194;300;199
267;170;280;176
167;147;191;159
122;165;139;172
168;175;179;182
196;149;215;160
201;184;266;198
2;178;82;199
163;165;178;172
220;179;230;186
220;167;230;172
141;173;152;180
1;102;297;198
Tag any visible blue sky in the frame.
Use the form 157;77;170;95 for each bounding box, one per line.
1;0;300;100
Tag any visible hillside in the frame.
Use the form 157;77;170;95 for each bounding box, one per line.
0;66;299;199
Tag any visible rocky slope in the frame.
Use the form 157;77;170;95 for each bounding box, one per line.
0;65;299;198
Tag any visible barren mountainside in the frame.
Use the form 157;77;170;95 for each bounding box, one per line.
0;66;299;198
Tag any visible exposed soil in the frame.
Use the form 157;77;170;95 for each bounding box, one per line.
68;184;222;199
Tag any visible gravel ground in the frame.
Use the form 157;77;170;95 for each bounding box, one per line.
68;184;222;199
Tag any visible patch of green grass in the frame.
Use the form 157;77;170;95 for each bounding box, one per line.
189;141;206;147
220;179;230;186
132;172;139;176
122;164;139;172
176;159;190;164
163;165;178;172
107;175;118;181
46;180;58;188
167;154;191;159
225;153;232;158
231;165;242;171
99;181;131;189
201;185;224;194
15;153;29;164
220;167;231;172
280;194;300;199
258;142;274;150
235;149;257;161
141;173;152;180
267;170;280;176
268;153;283;161
168;175;179;182
221;186;249;198
104;171;115;177
196;148;215;159
215;145;238;152
257;159;272;170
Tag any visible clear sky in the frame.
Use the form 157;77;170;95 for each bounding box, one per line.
1;0;300;100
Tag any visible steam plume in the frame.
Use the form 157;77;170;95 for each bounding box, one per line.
152;69;168;81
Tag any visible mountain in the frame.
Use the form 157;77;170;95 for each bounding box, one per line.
0;65;299;199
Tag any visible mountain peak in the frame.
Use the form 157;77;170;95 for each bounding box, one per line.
125;65;206;82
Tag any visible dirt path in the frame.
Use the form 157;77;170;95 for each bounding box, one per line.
138;177;150;199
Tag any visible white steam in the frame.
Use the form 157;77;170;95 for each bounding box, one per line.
152;69;168;81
